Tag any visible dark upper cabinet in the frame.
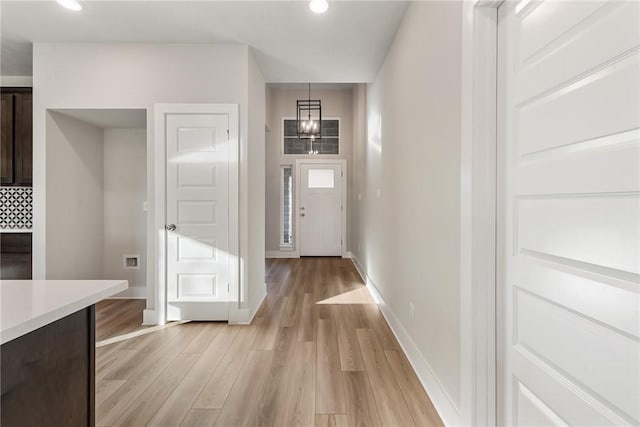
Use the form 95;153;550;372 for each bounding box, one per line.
1;88;32;186
1;94;14;185
14;93;32;185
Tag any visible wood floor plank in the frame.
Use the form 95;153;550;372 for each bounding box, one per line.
362;303;399;350
96;325;202;426
356;328;416;426
95;379;126;405
147;326;239;426
342;371;382;427
213;350;272;426
249;326;297;425
281;286;303;327
316;318;346;414
385;350;445;427
96;348;137;383
274;341;316;427
180;409;220;427
345;304;370;329
101;326;182;380
315;414;349;427
181;322;224;354
252;296;287;350
111;353;199;427
193;324;260;409
297;293;317;342
333;305;366;372
95;299;147;341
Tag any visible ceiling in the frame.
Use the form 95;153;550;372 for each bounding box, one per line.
0;1;408;83
51;109;147;128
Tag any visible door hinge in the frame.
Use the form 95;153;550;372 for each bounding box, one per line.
341;170;344;178
341;205;343;211
227;129;230;140
227;283;230;292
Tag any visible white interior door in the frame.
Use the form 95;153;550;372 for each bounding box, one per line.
166;113;230;320
299;163;343;256
498;1;639;425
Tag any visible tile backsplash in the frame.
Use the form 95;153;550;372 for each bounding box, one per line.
0;187;33;229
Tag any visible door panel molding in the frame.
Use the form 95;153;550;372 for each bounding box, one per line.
498;1;640;425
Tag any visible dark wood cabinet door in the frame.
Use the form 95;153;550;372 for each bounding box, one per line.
0;233;32;279
1;93;14;184
14;92;32;185
1;306;95;427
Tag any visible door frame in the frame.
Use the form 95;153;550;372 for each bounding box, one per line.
295;158;347;258
153;103;239;325
458;1;501;426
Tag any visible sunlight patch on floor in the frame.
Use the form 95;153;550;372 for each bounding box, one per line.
316;287;376;304
96;321;188;347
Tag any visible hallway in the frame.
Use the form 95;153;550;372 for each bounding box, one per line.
95;258;443;426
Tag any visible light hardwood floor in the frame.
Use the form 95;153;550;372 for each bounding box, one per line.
95;257;444;426
96;299;148;341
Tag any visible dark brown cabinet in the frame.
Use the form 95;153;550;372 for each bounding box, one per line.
1;88;32;186
1;87;33;279
2;306;95;426
0;233;32;279
1;93;14;184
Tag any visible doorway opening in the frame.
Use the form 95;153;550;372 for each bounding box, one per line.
44;108;148;337
265;83;359;259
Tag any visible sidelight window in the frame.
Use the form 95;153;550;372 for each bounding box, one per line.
280;165;293;249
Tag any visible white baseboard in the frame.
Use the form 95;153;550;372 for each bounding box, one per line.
229;288;266;325
142;287;266;326
142;309;158;325
350;256;462;426
110;286;146;299
342;251;352;259
250;288;267;323
266;250;299;259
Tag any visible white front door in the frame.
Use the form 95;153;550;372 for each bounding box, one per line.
299;163;343;256
166;113;231;320
498;1;639;425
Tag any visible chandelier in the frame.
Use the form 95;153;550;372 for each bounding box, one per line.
296;83;322;154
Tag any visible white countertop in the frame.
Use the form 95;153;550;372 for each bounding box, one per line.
0;228;32;233
0;280;128;345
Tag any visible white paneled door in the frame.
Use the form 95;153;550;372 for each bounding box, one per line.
498;1;640;425
299;163;344;256
166;112;232;321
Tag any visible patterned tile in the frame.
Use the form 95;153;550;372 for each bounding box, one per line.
0;187;33;229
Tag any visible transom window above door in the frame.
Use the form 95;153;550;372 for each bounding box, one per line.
282;118;340;155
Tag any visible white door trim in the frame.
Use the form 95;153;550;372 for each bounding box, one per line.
153;103;239;325
460;1;500;426
295;158;347;258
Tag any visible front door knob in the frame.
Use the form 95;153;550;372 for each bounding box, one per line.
166;224;176;231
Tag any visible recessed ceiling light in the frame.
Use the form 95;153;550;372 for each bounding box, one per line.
56;0;83;11
309;0;329;14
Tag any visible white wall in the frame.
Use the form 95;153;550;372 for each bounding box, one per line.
103;128;147;298
246;49;266;319
33;43;264;323
351;2;467;424
45;112;104;280
265;85;354;255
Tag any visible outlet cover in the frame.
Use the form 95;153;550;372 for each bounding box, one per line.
123;254;140;270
